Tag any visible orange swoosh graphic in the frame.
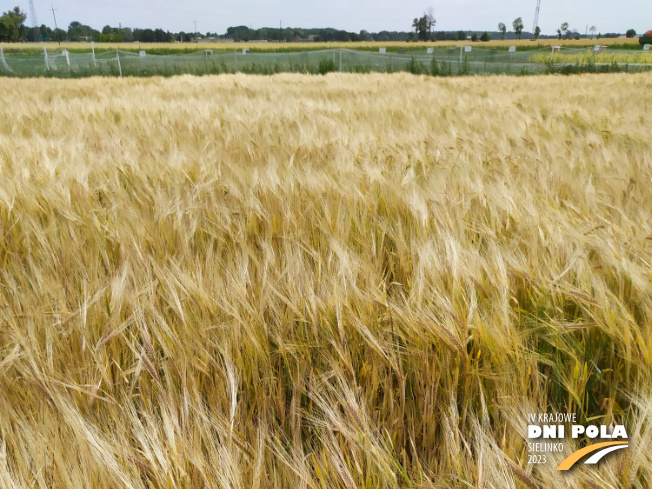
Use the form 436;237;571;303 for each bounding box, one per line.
557;441;628;471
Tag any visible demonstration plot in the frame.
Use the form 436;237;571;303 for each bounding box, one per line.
0;73;650;487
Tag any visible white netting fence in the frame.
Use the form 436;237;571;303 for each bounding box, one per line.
0;46;650;77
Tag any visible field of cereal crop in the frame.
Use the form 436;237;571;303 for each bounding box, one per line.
0;72;651;488
1;36;641;53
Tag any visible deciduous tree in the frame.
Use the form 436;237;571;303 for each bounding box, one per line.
498;22;506;40
560;22;569;37
412;11;436;41
513;17;524;40
0;7;27;42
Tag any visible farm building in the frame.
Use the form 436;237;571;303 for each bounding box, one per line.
640;30;652;44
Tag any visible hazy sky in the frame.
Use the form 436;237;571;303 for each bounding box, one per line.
17;0;651;35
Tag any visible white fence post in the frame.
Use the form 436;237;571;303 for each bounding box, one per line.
0;45;12;73
91;41;97;67
116;50;122;77
63;49;70;68
43;46;49;70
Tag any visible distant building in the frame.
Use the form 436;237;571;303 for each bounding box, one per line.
292;35;317;42
640;30;652;45
192;37;234;43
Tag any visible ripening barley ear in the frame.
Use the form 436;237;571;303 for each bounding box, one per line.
0;72;650;488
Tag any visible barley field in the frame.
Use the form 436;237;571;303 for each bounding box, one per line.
0;73;651;488
1;36;640;53
530;51;652;65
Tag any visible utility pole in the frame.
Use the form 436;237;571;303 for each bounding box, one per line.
50;5;60;45
194;20;197;36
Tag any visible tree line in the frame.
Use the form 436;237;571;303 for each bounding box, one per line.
0;8;180;43
412;12;638;42
0;6;640;44
0;7;459;44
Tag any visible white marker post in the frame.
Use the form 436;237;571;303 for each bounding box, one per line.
379;47;386;54
550;46;560;63
63;49;70;68
91;41;97;67
116;50;122;77
43;46;49;70
461;45;471;63
507;46;515;70
0;45;12;72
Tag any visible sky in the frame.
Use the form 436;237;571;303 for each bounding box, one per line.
13;0;652;36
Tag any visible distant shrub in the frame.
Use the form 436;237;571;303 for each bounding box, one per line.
318;58;336;75
97;33;124;43
408;57;426;74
